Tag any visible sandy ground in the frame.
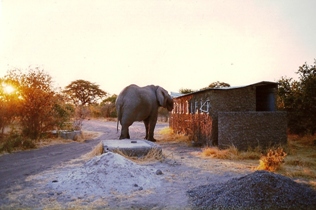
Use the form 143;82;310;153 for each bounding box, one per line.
0;120;256;209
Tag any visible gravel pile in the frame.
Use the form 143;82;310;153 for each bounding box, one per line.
187;170;316;210
46;152;162;199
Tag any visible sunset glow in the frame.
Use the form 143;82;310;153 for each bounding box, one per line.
2;83;15;94
1;1;316;94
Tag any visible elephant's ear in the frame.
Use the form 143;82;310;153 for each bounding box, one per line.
156;86;166;107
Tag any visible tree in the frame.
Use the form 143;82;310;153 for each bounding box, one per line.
63;80;107;128
297;62;316;134
102;94;117;104
207;81;230;89
0;78;20;136
63;80;107;106
6;68;66;139
100;94;117;118
278;60;316;135
52;93;75;130
179;88;194;94
199;81;230;90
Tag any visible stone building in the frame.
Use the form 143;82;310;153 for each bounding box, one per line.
169;81;287;150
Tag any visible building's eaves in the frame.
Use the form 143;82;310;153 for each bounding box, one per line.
172;81;278;99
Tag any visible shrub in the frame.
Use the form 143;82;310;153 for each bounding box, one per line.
0;130;36;153
277;60;316;135
257;147;287;172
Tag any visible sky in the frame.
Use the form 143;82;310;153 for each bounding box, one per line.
1;0;316;95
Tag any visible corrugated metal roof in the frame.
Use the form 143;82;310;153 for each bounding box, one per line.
170;92;185;98
172;81;278;98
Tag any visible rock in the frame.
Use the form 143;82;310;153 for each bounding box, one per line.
156;169;163;175
48;192;54;196
59;130;82;140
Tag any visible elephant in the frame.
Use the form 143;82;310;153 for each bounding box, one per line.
116;84;173;142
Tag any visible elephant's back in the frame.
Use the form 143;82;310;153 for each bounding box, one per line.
116;84;143;107
116;84;155;119
118;85;141;100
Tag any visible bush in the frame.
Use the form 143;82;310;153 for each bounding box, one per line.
257;147;287;172
278;60;316;135
6;68;68;139
0;130;36;153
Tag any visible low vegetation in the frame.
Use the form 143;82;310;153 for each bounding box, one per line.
257;147;287;172
201;145;261;160
280;135;316;183
0;129;101;154
0;130;36;153
116;147;165;163
158;127;190;144
159;128;316;188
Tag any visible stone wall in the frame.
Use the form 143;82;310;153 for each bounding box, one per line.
218;111;287;150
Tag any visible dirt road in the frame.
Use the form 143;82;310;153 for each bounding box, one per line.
0;120;162;190
0;120;253;209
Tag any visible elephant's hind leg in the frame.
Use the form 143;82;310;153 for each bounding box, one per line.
120;126;130;139
143;119;149;140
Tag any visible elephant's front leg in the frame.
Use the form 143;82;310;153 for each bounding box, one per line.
147;118;157;142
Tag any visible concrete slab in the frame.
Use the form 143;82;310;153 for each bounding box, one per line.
59;130;82;140
102;140;162;157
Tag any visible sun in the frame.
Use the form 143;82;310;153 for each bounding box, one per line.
2;83;16;94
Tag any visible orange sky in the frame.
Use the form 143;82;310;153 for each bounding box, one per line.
1;0;316;95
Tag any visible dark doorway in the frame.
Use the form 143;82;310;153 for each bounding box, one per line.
256;85;276;111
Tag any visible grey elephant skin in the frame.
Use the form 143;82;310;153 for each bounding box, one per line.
116;84;173;141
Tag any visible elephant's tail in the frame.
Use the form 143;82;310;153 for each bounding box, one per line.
116;105;121;133
116;118;119;133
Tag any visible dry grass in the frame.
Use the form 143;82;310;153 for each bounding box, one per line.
35;137;73;147
158;127;190;144
279;134;316;185
159;129;316;181
35;130;102;150
81;141;104;160
115;147;165;163
201;145;261;160
180;132;316;188
288;134;316;146
81;130;103;141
